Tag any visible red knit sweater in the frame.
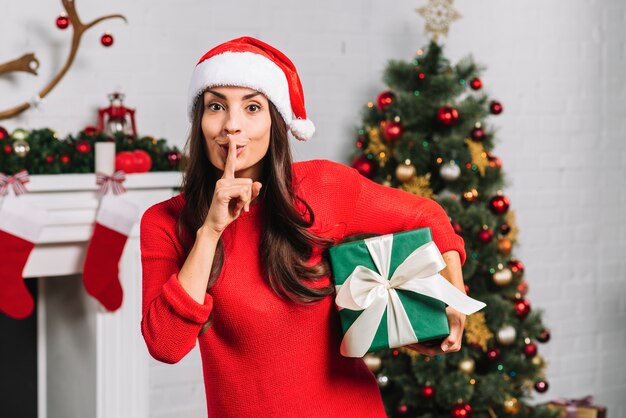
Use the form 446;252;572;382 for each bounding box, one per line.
140;159;466;418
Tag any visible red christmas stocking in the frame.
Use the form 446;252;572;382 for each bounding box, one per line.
83;194;139;311
0;195;47;319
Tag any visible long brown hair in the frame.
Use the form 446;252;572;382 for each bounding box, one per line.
177;93;335;306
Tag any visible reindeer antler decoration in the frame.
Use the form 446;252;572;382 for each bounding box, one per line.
0;0;127;120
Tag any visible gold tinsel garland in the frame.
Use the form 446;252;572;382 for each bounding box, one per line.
401;173;435;199
365;126;390;167
464;138;489;177
464;311;493;352
505;210;519;241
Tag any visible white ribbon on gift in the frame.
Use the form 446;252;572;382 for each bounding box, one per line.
335;234;486;357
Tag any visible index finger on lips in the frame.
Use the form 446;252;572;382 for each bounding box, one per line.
222;139;237;179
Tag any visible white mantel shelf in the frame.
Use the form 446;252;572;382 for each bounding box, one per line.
26;171;182;192
7;171;183;418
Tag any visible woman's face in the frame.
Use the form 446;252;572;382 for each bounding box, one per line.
201;86;271;180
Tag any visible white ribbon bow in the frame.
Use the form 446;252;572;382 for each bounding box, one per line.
335;235;486;357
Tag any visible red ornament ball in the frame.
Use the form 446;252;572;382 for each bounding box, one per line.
486;347;500;361
514;298;531;319
490;101;503;115
469;78;482;90
451;403;472;418
421;385;435;399
524;342;538;358
382;121;403;142
60;154;71;164
534;380;549;393
352;155;376;178
133;150;152;173
83;126;98;136
517;280;529;295
500;223;511;235
75;139;92;154
510;260;525;275
45;155;55;164
470;127;485;141
437;106;459;126
397;404;408;414
376;91;395;111
478;227;494;244
0;126;8;140
452;222;462;235
101;32;114;47
489;194;510;215
166;150;182;168
487;153;502;168
538;329;551;343
56;15;70;29
4;144;12;154
115;151;136;173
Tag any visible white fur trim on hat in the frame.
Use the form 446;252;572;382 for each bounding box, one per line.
187;52;292;126
289;118;315;141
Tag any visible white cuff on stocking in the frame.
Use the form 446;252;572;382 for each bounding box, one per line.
0;196;47;243
96;194;140;236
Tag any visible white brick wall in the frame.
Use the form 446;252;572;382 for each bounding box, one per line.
3;1;625;417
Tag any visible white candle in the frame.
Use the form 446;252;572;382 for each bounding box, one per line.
95;142;116;175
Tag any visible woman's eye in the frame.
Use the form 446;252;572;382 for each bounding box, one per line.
206;103;224;111
247;104;261;112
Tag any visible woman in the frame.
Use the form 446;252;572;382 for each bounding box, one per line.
140;36;468;417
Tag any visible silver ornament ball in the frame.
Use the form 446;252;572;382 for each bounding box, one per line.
440;161;461;181
497;325;517;345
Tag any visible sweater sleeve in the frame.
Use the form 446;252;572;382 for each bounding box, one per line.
140;201;214;364
338;162;467;265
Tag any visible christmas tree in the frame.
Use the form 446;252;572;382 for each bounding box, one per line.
350;41;558;418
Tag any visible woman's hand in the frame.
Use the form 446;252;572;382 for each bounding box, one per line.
404;306;466;356
202;140;262;236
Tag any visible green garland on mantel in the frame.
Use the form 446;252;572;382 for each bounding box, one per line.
0;126;183;175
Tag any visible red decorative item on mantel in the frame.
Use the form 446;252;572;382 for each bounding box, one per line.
97;92;137;137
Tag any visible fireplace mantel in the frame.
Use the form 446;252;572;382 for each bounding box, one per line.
12;171;182;418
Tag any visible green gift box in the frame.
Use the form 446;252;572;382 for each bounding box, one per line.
330;227;485;357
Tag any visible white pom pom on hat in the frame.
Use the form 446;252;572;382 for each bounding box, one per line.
187;36;315;141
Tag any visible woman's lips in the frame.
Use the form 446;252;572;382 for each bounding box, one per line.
220;144;245;157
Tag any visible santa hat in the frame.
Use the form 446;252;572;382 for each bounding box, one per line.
187;36;315;141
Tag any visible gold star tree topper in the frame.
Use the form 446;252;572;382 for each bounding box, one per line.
416;0;462;41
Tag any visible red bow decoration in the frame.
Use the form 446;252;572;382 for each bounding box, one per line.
0;170;30;196
552;396;594;418
96;170;127;195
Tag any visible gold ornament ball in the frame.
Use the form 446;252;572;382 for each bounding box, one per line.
503;397;521;415
396;163;416;182
12;140;31;157
498;238;512;255
363;354;382;373
458;357;475;374
463;188;478;202
532;355;545;368
497;325;517;345
11;128;29;141
493;267;513;287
